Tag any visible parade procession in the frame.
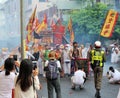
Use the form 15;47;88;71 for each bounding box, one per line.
0;0;120;98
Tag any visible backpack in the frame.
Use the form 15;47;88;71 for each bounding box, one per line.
46;60;58;80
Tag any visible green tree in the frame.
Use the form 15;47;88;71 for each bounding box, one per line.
71;3;108;35
64;2;120;42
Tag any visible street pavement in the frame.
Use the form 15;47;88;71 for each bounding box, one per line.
37;73;119;98
37;58;120;98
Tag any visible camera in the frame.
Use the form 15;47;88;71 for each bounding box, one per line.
32;61;37;70
13;55;17;61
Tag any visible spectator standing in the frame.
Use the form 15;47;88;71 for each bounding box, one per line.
14;59;41;98
44;51;62;98
111;44;119;63
69;42;82;75
42;44;50;77
80;44;89;77
38;45;44;76
43;44;50;62
0;58;15;98
62;44;71;76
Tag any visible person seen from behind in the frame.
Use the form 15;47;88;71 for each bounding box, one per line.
14;59;41;98
71;67;86;90
0;58;15;98
89;41;106;98
44;50;62;98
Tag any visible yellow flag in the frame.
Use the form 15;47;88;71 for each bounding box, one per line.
26;6;37;36
68;17;74;43
100;9;119;38
35;14;47;34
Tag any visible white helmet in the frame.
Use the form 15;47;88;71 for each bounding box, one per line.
94;41;101;48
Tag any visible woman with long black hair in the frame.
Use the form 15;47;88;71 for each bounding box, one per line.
14;59;41;98
0;58;15;98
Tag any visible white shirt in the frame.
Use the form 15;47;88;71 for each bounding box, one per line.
45;60;61;68
73;70;86;85
62;49;70;62
82;48;88;58
14;75;40;98
0;71;15;98
108;69;120;81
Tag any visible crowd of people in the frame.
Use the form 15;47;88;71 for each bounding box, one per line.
0;41;120;98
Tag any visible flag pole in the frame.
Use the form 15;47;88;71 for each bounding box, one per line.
20;0;25;59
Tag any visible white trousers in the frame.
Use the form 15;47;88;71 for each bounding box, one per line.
63;62;71;74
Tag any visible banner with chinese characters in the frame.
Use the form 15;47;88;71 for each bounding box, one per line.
100;9;119;38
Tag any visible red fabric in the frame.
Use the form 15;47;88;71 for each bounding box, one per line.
12;89;14;98
75;58;88;60
54;33;63;44
35;14;47;34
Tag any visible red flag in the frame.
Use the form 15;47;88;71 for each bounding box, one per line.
35;14;47;34
59;25;65;33
26;6;37;34
26;6;37;43
32;18;40;31
68;17;74;43
54;33;63;44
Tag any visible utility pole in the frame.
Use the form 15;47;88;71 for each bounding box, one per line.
20;0;25;59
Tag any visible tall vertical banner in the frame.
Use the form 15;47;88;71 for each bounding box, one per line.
26;6;37;43
68;17;75;44
53;25;65;45
100;9;119;38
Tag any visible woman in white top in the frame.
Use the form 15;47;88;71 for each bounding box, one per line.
0;58;15;98
14;59;41;98
107;66;120;84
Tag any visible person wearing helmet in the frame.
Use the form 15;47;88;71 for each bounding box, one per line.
89;41;106;98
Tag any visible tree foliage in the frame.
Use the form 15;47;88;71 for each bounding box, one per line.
64;2;120;43
71;3;108;34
